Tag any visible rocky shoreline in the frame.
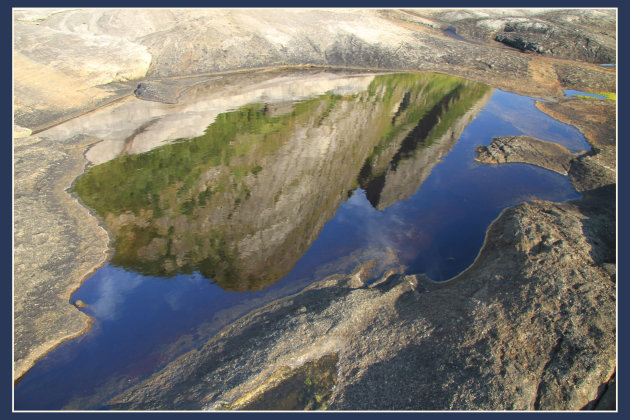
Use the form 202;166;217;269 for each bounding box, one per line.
13;134;110;382
13;8;616;410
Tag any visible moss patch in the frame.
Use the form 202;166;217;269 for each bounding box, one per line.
575;91;616;101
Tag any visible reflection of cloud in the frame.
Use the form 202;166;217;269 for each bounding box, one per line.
344;189;374;211
164;289;184;312
339;189;409;253
366;210;408;251
89;269;144;321
335;189;376;227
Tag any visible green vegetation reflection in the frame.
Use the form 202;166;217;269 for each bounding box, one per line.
73;73;489;291
358;73;491;208
576;90;616;101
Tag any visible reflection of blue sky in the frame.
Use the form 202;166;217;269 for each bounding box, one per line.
75;266;225;325
482;90;589;152
163;274;205;312
324;89;584;281
340;188;373;213
331;189;409;252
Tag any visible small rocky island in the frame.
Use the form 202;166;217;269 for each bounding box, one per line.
13;8;616;411
475;135;578;174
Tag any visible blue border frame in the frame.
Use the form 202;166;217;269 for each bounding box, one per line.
6;1;625;418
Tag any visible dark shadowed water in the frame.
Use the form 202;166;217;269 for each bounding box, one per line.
14;73;588;410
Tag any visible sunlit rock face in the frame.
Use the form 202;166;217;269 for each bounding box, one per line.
72;73;490;291
13;9;157;129
12;8;420;130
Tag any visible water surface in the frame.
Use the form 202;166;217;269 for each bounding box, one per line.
564;89;607;100
14;72;588;410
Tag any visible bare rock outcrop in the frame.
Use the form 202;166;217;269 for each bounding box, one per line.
13;134;110;380
420;8;616;64
13;9;616;132
569;148;617;194
106;73;617;412
536;97;616;150
535;96;616;193
12;8;616;410
474;135;579;175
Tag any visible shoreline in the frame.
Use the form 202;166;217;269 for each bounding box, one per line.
13;134;112;382
21;58;615;138
110;181;615;410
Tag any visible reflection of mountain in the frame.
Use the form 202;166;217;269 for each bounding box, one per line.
357;74;493;210
73;73;490;291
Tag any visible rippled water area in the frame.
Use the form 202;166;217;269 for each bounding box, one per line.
14;71;588;410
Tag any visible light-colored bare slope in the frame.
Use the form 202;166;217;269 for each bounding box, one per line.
14;8;616;132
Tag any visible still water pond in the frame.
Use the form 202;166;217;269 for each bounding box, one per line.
15;72;588;410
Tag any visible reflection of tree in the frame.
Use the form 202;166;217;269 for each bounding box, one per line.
74;101;321;215
73;73;488;292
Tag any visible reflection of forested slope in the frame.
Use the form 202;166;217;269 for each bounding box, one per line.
73;73;489;292
357;73;492;209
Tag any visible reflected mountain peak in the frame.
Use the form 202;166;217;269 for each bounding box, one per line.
73;73;491;291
